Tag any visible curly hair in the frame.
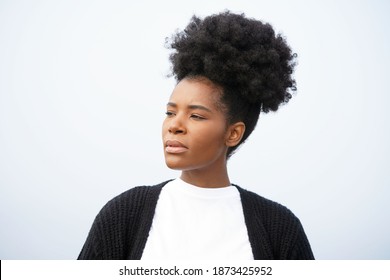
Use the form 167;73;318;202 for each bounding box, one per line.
167;11;297;158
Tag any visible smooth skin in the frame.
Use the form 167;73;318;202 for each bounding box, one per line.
162;77;245;188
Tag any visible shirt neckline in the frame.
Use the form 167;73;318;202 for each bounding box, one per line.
170;178;239;199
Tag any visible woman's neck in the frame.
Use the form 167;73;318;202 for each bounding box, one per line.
180;166;230;188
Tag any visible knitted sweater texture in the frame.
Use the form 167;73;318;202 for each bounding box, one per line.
78;181;314;260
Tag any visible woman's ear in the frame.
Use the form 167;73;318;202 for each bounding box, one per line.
225;122;246;147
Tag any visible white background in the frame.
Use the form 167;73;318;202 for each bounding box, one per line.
0;0;389;259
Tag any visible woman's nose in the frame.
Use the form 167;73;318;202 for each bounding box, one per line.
168;117;186;134
169;127;184;134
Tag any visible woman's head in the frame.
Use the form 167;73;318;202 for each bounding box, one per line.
162;77;245;173
166;11;297;158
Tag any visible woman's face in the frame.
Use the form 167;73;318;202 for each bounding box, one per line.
162;77;230;172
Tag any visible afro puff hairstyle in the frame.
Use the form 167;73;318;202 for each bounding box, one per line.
167;11;297;158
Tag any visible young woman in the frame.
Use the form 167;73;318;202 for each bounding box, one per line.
78;11;314;260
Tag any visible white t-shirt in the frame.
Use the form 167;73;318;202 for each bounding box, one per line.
141;178;253;260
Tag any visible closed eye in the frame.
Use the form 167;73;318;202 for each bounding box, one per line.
165;111;175;117
190;114;206;120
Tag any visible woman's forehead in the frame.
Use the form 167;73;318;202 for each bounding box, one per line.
168;78;223;109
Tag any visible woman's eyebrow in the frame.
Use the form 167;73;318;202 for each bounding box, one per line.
167;102;212;113
188;104;213;113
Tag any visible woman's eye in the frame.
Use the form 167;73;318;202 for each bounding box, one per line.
165;111;175;117
191;114;205;120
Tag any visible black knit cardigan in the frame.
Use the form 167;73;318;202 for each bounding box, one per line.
78;181;314;260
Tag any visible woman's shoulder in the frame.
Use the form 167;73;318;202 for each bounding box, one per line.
235;185;314;259
234;185;300;223
97;180;172;217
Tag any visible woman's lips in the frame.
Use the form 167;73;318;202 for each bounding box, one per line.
165;140;188;154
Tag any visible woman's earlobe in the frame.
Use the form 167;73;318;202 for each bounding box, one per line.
226;122;245;147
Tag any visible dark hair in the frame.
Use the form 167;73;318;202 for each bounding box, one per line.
167;11;297;158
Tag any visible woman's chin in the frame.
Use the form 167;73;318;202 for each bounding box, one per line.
164;158;185;170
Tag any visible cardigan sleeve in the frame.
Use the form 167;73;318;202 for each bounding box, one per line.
77;183;166;260
77;191;128;260
287;220;315;260
270;207;315;260
77;187;139;260
77;213;105;259
237;185;314;260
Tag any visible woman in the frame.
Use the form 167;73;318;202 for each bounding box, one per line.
78;11;314;260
